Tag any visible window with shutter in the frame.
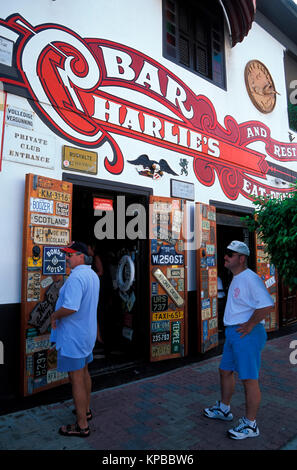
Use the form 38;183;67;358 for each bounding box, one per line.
163;0;226;89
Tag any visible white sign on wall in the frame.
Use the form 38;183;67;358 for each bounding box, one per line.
2;126;55;169
5;105;34;130
0;36;13;67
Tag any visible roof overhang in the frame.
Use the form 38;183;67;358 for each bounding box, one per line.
256;0;297;45
219;0;256;47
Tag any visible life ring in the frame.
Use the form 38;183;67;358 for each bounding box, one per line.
116;255;135;292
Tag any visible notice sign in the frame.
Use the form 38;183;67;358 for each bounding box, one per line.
3;127;55;169
93;197;113;211
62;145;98;174
0;36;13;66
6;105;34;130
43;247;66;275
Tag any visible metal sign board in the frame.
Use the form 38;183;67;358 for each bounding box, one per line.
62;145;98;174
32;227;70;245
151;294;168;312
30;197;54;214
152;268;184;307
5;104;34;130
42;247;66;275
30;213;69;228
55;202;69;216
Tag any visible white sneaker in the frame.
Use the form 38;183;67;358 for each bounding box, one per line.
203;401;233;421
228;417;260;440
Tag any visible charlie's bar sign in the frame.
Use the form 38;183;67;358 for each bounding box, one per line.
0;14;295;201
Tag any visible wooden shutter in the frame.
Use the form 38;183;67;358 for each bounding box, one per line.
149;196;187;361
20;174;73;396
164;0;178;59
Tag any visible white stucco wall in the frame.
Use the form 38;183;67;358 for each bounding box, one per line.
0;0;296;302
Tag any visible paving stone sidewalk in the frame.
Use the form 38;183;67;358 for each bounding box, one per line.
0;332;296;450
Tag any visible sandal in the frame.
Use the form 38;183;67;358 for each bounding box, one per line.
72;408;93;421
59;422;90;438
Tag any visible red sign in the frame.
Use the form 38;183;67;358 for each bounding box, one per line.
0;14;296;201
93;197;113;211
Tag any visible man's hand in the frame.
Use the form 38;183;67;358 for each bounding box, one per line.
236;306;273;337
51;312;57;330
51;307;76;330
236;321;254;338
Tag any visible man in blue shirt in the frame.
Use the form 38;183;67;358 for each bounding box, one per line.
50;241;100;438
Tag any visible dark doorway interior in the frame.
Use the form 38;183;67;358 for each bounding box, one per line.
216;210;255;335
71;184;150;368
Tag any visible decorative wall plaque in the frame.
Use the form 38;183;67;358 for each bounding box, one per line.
244;60;278;113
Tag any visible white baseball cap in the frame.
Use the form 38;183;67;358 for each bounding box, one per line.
227;240;250;256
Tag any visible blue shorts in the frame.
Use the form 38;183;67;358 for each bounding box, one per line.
57;351;93;373
220;324;267;380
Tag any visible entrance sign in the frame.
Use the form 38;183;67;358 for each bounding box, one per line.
196;203;219;353
21;174;72;396
2;126;55;169
149;196;187;362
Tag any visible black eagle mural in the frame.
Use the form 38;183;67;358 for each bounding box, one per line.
128;154;178;180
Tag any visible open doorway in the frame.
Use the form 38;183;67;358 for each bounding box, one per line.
70;180;150;370
213;204;255;335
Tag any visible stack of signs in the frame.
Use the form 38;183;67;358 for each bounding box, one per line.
196;203;218;353
21;174;72;396
149;197;186;361
256;232;278;331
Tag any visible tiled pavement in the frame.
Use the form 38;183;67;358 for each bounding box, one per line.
0;332;296;451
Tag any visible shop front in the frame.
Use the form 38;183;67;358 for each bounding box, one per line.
20;171;192;396
1;2;297;398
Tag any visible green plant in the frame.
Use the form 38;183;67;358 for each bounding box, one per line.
288;103;297;132
242;182;297;290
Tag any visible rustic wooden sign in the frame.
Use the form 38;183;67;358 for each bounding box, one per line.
20;173;72;396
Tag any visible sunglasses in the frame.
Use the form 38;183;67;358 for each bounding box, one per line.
65;252;82;258
225;249;240;257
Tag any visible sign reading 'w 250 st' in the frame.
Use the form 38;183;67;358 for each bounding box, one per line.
0;14;296;200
